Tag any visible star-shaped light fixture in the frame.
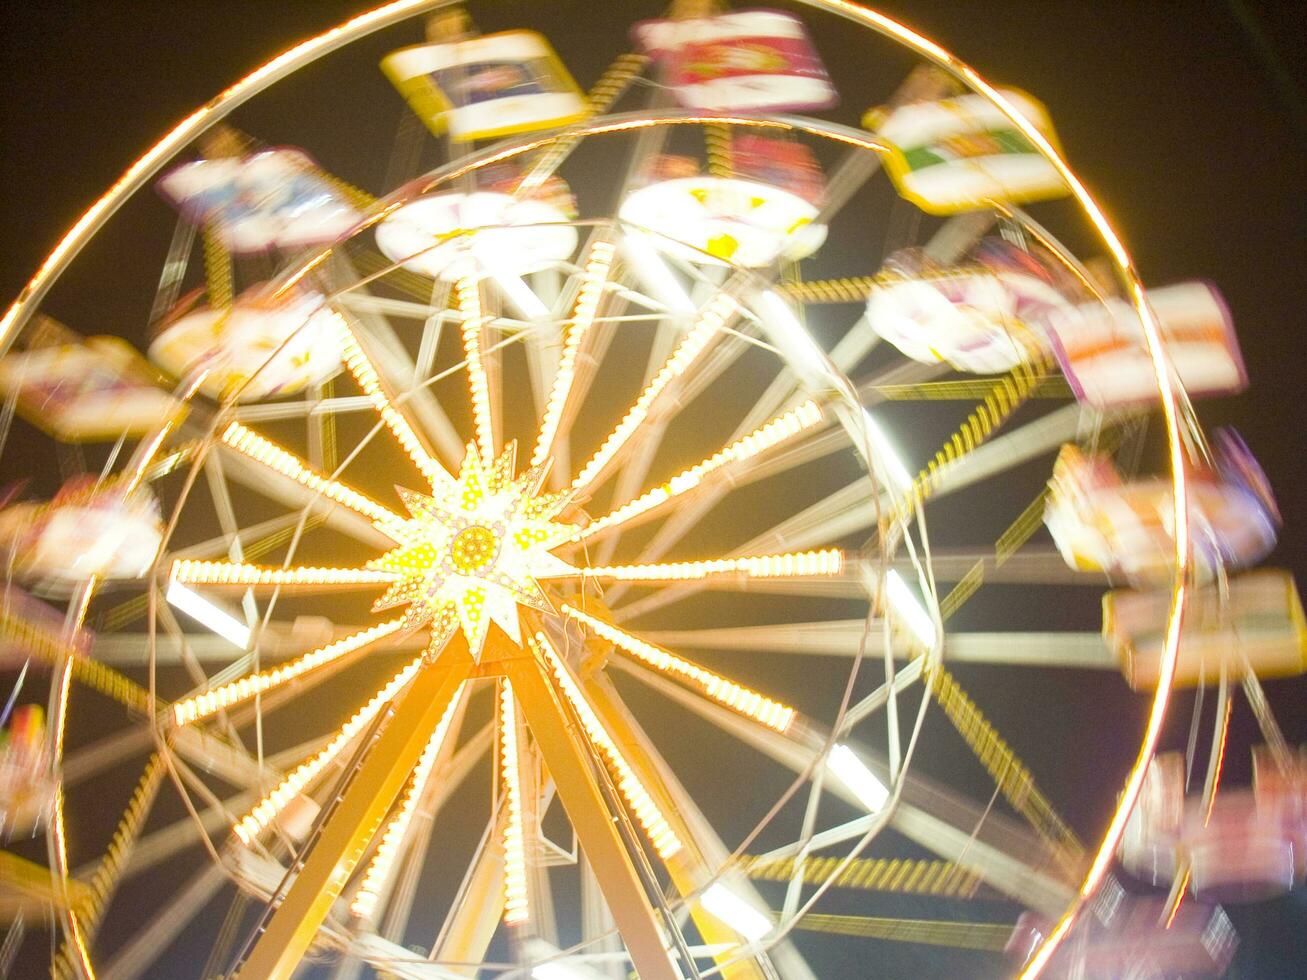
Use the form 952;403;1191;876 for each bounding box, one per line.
369;442;575;657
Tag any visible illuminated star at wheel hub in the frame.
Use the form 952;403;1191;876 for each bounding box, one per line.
367;442;576;657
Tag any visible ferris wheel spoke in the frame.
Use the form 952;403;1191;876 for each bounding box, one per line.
559;603;796;733
638;622;1113;670
793;913;1014;952
574;549;843;586
671;550;1102;600
219;421;403;526
51;753;167;976
746;402;1088;556
168;617;410;726
577;666;816;979
586;321;779;563
570;290;740;495
377;718;492;943
613;655;1076;916
99;863;228;980
337;314;454;488
604;359;940;611
532;240;617;472
530;632;682;859
496;678;532;926
330;251;467;468
168;558;397;590
455;278;497;461
230;650;429;844
491;640;682;980
216;445;392;551
575;400;825;546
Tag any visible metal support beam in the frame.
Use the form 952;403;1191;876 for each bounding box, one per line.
495;637;681;980
234;646;471;980
583;670;802;980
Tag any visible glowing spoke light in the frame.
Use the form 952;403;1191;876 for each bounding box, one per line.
499;679;530;925
884;569;938;650
170;558;397;588
350;680;465;921
166;579;251;650
531;241;616;470
492;272;551;321
577;400;823;541
753;289;831;386
620;232;696;315
860;408;913;495
578;549;842;583
560;604;795;732
339;321;451;487
232;653;426;844
172;617;406;726
221;422;401;525
828;743;890;813
571;292;736;492
457;278;496;462
700;883;772;943
530;633;682;859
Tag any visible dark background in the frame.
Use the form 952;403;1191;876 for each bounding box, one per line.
2;2;1304;977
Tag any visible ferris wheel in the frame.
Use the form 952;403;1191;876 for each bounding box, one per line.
0;2;1302;979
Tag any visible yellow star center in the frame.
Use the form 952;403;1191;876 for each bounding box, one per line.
367;442;577;658
449;524;499;573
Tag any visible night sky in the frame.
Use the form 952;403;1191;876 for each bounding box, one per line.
1;2;1304;978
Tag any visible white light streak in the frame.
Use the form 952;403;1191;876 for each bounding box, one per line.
700;883;772;943
492;272;551;321
166;579;251;650
828;743;889;813
860;408;913;494
620;232;696;315
753;289;829;384
884;570;938;650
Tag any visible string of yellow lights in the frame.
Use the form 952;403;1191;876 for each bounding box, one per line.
574;399;824;542
571;292;737;493
530;632;682;858
456;277;496;462
350;681;466;921
169;558;397;588
560;604;795;733
232;652;426;844
171;618;408;726
577;549;843;583
337;319;452;488
531;240;616;470
498;679;530;925
221;421;402;525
